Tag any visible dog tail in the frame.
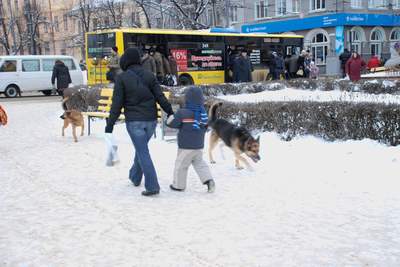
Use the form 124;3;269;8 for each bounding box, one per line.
208;102;222;127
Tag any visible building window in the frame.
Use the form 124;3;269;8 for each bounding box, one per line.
394;0;400;8
370;28;385;56
63;15;68;31
255;1;268;19
351;0;363;8
311;32;328;65
276;0;299;16
310;0;326;11
54;16;59;32
348;27;365;54
276;0;287;16
44;42;50;55
104;17;110;28
93;18;98;29
390;28;400;41
368;0;387;8
230;6;238;23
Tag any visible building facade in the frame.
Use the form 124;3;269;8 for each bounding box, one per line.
0;0;144;60
235;0;400;74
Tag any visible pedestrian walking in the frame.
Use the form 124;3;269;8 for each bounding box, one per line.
288;54;299;79
274;52;285;80
106;46;122;83
166;86;215;193
232;49;253;83
51;60;72;97
345;51;366;82
141;49;157;76
309;61;319;79
153;47;171;84
168;52;178;86
339;48;351;78
268;52;277;80
105;48;174;196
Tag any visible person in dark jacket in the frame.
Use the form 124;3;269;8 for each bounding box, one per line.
105;47;174;197
273;52;285;80
51;60;72;97
339;48;351;78
345;51;366;82
141;49;157;75
166;86;215;193
232;50;253;83
288;54;299;79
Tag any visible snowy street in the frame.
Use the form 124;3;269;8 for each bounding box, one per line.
1;99;400;266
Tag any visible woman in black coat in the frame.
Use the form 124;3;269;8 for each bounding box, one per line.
51;60;72;97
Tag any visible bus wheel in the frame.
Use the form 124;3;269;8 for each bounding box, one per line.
42;90;53;96
5;85;19;98
178;75;194;86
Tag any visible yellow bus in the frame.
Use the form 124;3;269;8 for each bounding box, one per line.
86;28;303;85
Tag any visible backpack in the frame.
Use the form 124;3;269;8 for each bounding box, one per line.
0;105;8;126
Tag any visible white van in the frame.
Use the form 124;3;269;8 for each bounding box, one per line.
0;55;86;97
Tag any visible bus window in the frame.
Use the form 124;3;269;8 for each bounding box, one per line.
0;60;17;72
87;33;116;59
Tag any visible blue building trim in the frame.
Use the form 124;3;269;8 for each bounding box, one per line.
242;13;400;34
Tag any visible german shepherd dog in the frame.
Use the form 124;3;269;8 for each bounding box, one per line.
208;102;260;170
61;97;84;142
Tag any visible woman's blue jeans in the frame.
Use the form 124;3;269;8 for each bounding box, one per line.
126;120;160;192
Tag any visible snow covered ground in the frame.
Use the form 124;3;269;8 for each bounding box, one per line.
218;88;400;104
1;99;400;266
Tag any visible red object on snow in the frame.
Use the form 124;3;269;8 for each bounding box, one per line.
367;56;381;70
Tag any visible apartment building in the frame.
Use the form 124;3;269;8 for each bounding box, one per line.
235;0;400;74
0;0;144;60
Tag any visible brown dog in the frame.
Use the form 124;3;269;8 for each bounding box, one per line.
208;102;260;170
62;97;84;142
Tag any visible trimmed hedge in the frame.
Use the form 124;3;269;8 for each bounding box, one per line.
212;100;400;146
167;78;400;97
64;80;400;146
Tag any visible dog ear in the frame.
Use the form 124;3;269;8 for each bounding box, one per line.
256;136;260;143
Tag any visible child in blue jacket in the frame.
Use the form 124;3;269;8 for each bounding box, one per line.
166;86;215;193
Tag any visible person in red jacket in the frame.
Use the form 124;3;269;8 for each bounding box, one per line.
345;52;366;82
367;54;381;70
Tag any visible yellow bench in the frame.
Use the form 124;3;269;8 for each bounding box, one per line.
83;88;170;135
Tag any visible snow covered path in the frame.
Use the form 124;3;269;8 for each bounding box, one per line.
1;100;400;266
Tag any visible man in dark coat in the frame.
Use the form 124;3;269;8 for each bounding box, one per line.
232;50;253;83
274;52;285;80
51;60;72;97
105;48;174;197
339;48;351;78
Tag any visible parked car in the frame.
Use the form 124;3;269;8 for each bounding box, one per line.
0;55;86;97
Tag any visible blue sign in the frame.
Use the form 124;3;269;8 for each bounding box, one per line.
242;13;400;34
335;26;344;55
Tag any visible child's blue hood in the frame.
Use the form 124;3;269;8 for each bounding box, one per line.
184;86;204;105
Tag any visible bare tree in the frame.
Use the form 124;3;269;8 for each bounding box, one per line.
169;0;210;29
0;1;11;54
68;0;94;58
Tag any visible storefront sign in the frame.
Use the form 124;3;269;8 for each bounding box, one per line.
335;26;344;55
242;13;400;34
